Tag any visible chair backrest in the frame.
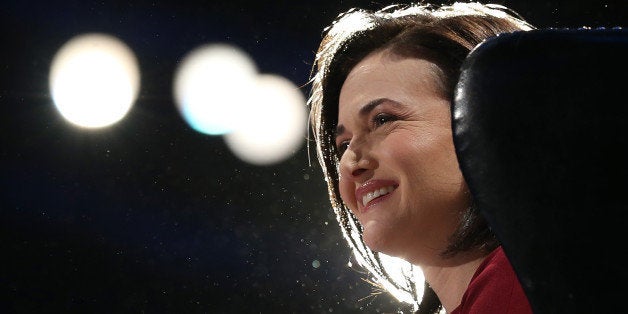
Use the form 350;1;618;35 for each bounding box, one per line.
453;28;628;313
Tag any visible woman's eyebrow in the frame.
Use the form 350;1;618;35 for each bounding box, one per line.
359;98;389;116
335;98;398;140
335;124;345;140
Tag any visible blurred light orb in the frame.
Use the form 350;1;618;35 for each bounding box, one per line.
49;33;140;128
312;260;321;269
173;44;257;135
224;74;307;166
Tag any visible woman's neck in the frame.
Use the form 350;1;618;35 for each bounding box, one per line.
420;251;488;313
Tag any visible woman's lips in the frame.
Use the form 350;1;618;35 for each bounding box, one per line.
362;189;395;212
361;186;395;207
355;180;398;212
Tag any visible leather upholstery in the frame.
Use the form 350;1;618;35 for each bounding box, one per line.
453;28;628;313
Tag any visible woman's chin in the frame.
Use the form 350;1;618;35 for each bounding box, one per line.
362;221;397;256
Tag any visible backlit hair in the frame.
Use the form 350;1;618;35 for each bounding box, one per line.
307;2;534;312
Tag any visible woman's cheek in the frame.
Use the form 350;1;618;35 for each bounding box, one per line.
338;178;358;213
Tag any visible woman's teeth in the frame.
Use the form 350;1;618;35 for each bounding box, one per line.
362;186;395;207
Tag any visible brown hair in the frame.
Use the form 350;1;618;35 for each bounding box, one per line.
307;2;534;312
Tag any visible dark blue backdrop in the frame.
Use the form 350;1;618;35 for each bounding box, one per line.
1;1;624;313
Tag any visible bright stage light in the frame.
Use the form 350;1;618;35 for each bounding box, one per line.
173;43;257;135
173;43;306;165
223;74;307;166
49;33;140;128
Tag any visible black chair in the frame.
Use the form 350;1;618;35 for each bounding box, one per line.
453;28;628;313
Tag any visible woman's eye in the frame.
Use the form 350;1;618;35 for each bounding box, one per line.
372;113;397;127
336;141;349;158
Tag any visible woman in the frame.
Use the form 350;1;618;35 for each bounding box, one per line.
307;2;535;313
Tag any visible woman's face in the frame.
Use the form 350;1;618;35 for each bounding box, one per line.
335;49;469;264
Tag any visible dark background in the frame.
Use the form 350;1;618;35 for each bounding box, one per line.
1;1;625;313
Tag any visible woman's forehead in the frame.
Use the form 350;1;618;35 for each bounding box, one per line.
340;52;440;103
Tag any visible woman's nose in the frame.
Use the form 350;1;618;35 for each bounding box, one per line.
339;144;375;181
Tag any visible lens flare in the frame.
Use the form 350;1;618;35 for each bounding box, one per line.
223;74;307;166
173;43;257;135
49;33;140;128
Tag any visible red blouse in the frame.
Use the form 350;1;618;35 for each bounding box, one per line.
450;246;532;314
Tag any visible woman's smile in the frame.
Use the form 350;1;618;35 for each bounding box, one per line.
355;180;398;211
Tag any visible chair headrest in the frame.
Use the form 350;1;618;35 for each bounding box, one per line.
453;28;628;313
